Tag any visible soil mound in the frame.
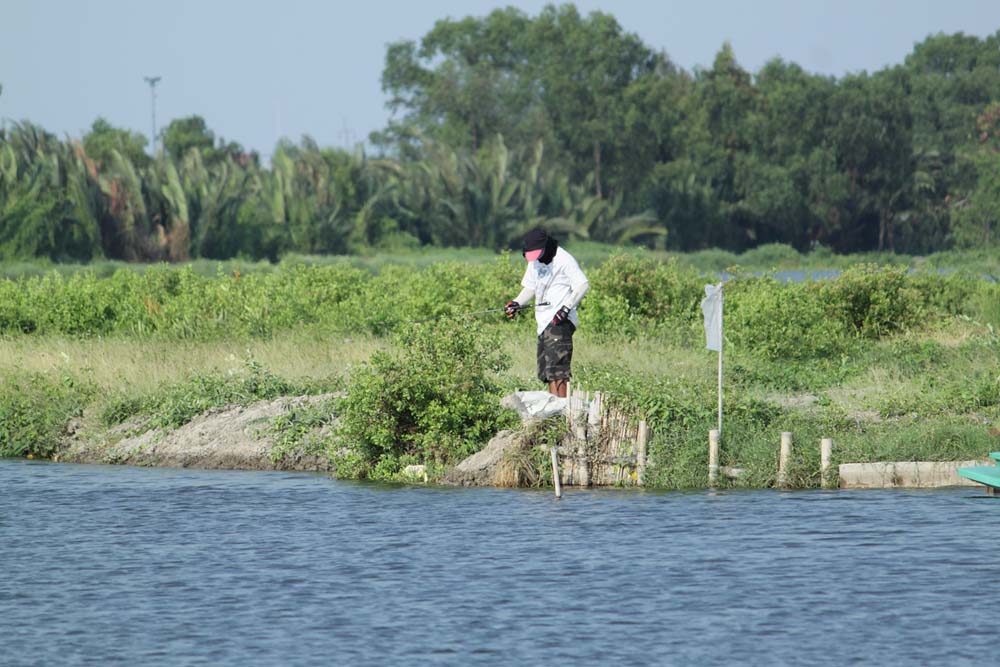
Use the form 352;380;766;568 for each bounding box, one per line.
60;394;340;471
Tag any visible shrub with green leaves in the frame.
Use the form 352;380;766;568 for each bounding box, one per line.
908;270;979;317
0;372;93;458
723;265;940;361
587;253;701;323
725;277;845;360
819;264;919;338
738;243;804;269
967;281;1000;332
268;397;341;464
334;321;517;479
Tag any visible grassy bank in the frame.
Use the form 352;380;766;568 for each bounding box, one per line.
1;253;998;487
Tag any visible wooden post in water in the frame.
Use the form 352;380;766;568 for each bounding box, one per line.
571;386;590;487
636;419;648;486
820;438;833;489
550;446;562;499
778;432;793;487
709;429;720;487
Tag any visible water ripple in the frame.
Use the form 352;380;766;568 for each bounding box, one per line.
2;460;999;666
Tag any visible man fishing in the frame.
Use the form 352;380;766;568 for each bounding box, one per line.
505;228;589;398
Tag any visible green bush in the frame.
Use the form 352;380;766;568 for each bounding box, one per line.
268;397;340;464
819;264;919;338
967;281;1000;332
908;271;979;317
334;321;517;479
738;243;803;269
585;253;701;332
578;292;639;337
0;278;35;333
725;277;845;360
0;372;92;458
329;257;519;335
722;264;960;362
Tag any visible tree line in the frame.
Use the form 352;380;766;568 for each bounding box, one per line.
1;4;999;263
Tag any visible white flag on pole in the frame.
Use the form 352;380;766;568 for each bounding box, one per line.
701;283;723;352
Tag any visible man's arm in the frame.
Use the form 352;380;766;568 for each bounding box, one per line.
549;257;589;324
561;257;589;310
515;263;537;306
563;279;589;310
506;266;536;319
513;286;534;305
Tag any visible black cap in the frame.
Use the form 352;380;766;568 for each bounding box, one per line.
521;227;548;252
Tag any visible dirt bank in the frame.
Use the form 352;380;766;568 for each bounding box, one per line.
54;390;536;484
59;394;340;471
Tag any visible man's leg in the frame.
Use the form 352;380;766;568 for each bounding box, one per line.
540;321;574;398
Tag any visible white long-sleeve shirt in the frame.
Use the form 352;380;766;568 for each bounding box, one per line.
514;247;590;335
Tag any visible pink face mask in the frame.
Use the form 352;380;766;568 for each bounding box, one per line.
524;249;543;262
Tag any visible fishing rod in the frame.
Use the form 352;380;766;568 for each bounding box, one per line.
322;302;551;335
405;302;550;324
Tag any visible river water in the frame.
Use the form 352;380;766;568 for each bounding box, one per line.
2;459;999;666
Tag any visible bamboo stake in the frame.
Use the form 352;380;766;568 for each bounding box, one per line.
618;413;631;486
636;419;648;486
550;446;562;499
778;432;793;487
821;437;833;489
709;429;720;487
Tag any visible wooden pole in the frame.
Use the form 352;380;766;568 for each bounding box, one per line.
778;432;793;487
709;429;720;487
718;285;724;437
615;412;634;485
550;446;562;499
821;437;833;489
636;419;648;486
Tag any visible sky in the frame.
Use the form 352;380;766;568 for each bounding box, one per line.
2;0;999;157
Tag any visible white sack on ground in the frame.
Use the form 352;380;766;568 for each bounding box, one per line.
500;391;570;420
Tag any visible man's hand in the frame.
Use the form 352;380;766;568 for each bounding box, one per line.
551;305;570;325
504;301;520;319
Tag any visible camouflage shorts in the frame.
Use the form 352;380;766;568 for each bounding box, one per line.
537;320;575;383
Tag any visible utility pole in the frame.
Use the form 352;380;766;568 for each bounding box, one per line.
143;76;161;154
338;116;356;149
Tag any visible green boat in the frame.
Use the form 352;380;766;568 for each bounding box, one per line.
958;453;1000;494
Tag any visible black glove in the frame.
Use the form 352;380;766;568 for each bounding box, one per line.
504;301;520;319
551;305;570;325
